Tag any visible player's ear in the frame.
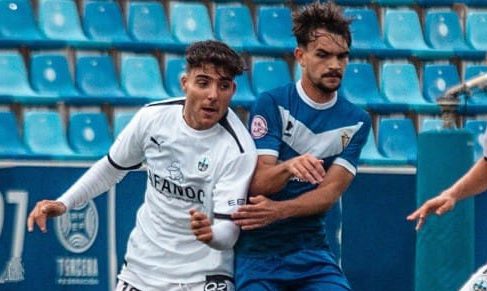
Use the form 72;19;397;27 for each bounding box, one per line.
294;47;304;66
181;73;188;93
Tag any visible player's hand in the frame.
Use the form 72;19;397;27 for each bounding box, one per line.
189;209;213;243
232;195;282;230
285;154;326;184
27;200;67;233
406;191;457;231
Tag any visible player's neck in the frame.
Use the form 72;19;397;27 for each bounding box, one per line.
301;78;335;104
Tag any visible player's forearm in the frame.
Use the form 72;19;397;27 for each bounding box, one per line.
277;187;341;219
57;156;128;209
249;162;293;196
206;219;240;250
446;158;487;201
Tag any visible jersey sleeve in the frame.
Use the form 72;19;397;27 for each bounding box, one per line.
249;93;282;157
212;147;257;218
108;108;146;170
334;113;371;175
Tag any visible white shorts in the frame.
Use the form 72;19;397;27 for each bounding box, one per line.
115;276;235;291
459;264;487;291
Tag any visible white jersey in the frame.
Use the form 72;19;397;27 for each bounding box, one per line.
109;98;257;287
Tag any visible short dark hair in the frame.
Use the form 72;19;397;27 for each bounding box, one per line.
292;1;351;48
185;40;245;78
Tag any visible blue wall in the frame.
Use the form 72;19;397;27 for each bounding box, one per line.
0;162;481;291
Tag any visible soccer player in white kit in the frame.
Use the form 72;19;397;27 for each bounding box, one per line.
27;40;257;291
408;131;487;291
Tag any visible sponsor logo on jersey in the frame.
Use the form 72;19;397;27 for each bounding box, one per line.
167;161;183;183
148;168;205;204
198;157;209;172
473;274;487;291
250;115;268;139
55;200;99;253
150;136;164;152
283;121;293;137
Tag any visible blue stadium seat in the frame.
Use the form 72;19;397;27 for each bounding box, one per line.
68;112;112;159
30;53;81;103
464;120;487;160
82;1;132;48
359;130;404;165
294;62;301;81
0;51;41;104
416;0;458;6
464;64;487;114
113;111;136;137
0;111;30;158
344;8;394;58
464;0;487;6
335;0;372;6
251;58;292;96
0;0;54;47
422;63;462;106
256;6;296;54
466;11;487;52
377;118;417;165
23;110;75;159
127;1;182;52
381;63;439;114
375;0;415;5
120;54;170;103
38;0;88;46
339;61;407;113
424;10;483;59
75;55;127;105
384;8;443;59
231;72;256;110
164;55;186;97
421;118;445;132
214;4;271;55
169;2;214;46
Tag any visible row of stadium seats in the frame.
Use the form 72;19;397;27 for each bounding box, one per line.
1;49;486;113
1;0;297;54
2;0;487;58
1;109;485;164
0;110;133;160
247;0;487;6
346;7;487;59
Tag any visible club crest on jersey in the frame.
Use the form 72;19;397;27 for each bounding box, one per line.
167;161;184;183
198;157;209;172
341;132;351;150
251;115;268;139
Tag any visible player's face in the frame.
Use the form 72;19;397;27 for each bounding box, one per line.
295;29;349;97
181;64;236;130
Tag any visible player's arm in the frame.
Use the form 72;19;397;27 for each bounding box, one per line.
408;158;487;230
249;154;326;196
27;156;128;233
233;164;353;230
190;210;239;250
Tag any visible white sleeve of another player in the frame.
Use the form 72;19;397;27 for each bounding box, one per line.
459;264;487;291
207;219;240;250
57;157;128;210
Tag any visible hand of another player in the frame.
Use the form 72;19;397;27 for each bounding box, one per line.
232;195;282;230
286;154;326;184
406;191;457;231
189;209;213;243
27;200;67;233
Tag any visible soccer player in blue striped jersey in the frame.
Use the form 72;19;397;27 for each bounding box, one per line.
232;2;371;290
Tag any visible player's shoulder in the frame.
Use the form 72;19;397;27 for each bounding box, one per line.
221;109;256;155
144;97;185;111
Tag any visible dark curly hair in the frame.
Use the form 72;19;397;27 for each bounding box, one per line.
292;1;351;48
185;40;246;78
